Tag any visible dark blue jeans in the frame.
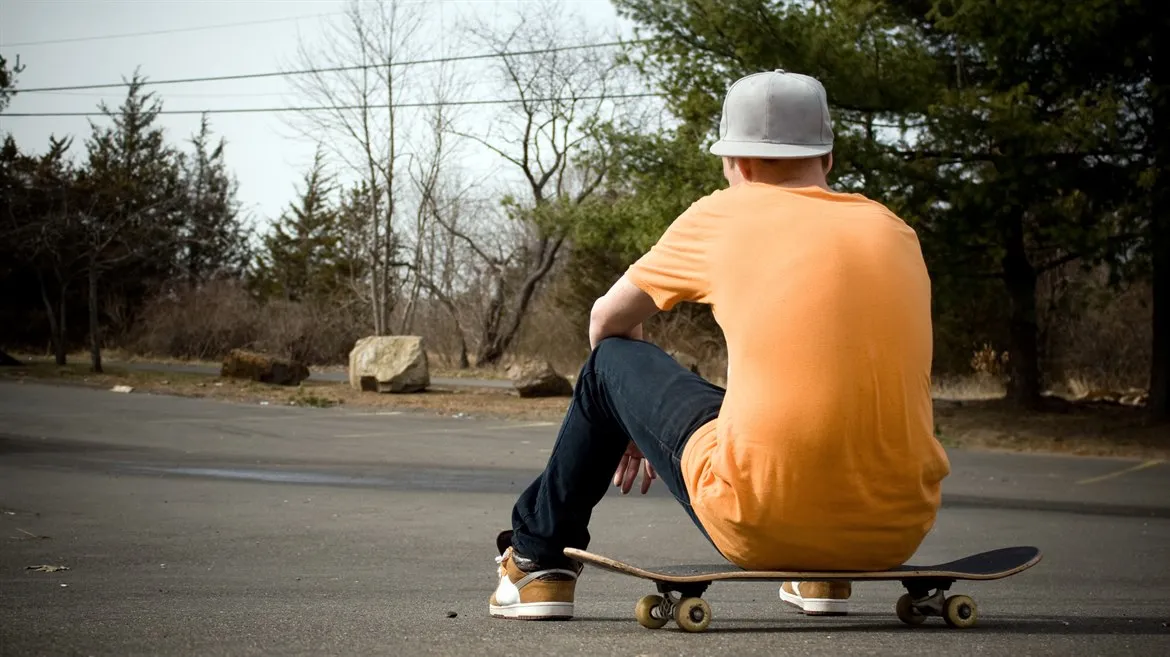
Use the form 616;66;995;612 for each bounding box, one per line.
510;337;725;567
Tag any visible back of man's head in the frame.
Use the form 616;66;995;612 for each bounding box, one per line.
710;69;834;185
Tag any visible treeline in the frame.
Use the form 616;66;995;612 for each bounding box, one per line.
586;0;1167;417
1;0;1167;421
0;1;625;372
1;75;249;372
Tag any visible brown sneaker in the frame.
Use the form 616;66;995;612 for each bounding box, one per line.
779;581;852;615
489;533;579;620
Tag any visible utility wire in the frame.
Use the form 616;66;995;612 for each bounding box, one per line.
23;77;502;99
0;12;345;48
9;39;651;94
0;97;919;130
0;93;664;118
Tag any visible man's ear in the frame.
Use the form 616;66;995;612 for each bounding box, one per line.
823;152;834;175
736;157;752;182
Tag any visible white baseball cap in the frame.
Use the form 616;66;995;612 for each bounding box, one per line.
709;69;834;159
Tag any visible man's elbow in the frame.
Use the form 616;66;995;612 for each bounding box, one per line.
589;298;612;341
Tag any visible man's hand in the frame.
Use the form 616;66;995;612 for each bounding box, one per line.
613;441;657;494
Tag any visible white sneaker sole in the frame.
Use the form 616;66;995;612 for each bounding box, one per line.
489;601;573;620
779;587;849;616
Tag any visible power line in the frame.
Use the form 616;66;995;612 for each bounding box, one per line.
9;39;649;94
0;12;345;48
23;77;503;99
0;93;664;118
0;96;919;130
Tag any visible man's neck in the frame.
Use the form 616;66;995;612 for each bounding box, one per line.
743;174;829;191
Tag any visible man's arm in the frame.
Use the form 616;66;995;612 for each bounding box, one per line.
588;275;660;349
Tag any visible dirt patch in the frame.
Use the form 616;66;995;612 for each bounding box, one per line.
4;358;1166;458
933;397;1170;459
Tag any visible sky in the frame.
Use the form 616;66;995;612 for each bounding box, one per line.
0;0;641;227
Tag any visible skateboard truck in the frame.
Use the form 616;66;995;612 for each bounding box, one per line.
897;578;977;628
635;582;714;632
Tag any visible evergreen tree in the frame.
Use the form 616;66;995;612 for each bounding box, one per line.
178;115;249;286
257;149;346;301
335;181;374;295
0;53;22;113
0;135;88;364
613;0;1146;408
77;73;183;372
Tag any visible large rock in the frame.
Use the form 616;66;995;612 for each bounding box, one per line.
507;360;573;398
349;336;430;393
220;349;309;386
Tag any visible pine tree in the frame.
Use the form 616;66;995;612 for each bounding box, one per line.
257;149;345;302
178;115;248;286
77;73;183;372
0;53;22;113
335;181;373;294
614;0;1145;408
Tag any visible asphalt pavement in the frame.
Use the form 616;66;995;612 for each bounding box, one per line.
1;381;1167;656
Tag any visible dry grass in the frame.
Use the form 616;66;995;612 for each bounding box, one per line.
932;374;1007;401
3;360;1165;458
429;364;511;381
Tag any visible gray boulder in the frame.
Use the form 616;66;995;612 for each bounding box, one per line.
508;360;573;398
349;336;430;393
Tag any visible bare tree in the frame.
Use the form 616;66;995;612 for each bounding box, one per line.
400;58;464;335
447;1;629;365
287;0;422;336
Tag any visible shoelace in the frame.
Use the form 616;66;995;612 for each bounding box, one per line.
494;547;513;578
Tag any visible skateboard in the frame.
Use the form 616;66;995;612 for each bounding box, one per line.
563;546;1041;633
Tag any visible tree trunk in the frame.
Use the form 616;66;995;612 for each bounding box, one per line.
37;271;67;366
458;337;470;370
1148;2;1170;421
1002;220;1041;408
475;274;508;366
475;237;564;366
88;261;103;374
1152;211;1169;421
448;309;470;370
369;202;384;336
57;295;67;366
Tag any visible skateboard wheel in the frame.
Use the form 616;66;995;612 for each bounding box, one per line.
943;595;977;629
674;597;712;633
635;594;669;629
896;594;927;626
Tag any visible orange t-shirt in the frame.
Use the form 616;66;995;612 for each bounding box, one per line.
625;182;950;571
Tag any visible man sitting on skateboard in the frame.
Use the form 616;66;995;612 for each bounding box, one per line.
490;69;951;620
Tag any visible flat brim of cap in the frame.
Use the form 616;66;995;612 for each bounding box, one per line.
709;139;832;159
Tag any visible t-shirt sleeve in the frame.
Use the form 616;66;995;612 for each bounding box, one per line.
625;199;716;311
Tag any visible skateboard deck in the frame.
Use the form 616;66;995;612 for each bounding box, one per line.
564;546;1041;632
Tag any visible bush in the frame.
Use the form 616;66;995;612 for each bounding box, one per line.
132;280;260;361
130;281;369;365
1039;266;1151;392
